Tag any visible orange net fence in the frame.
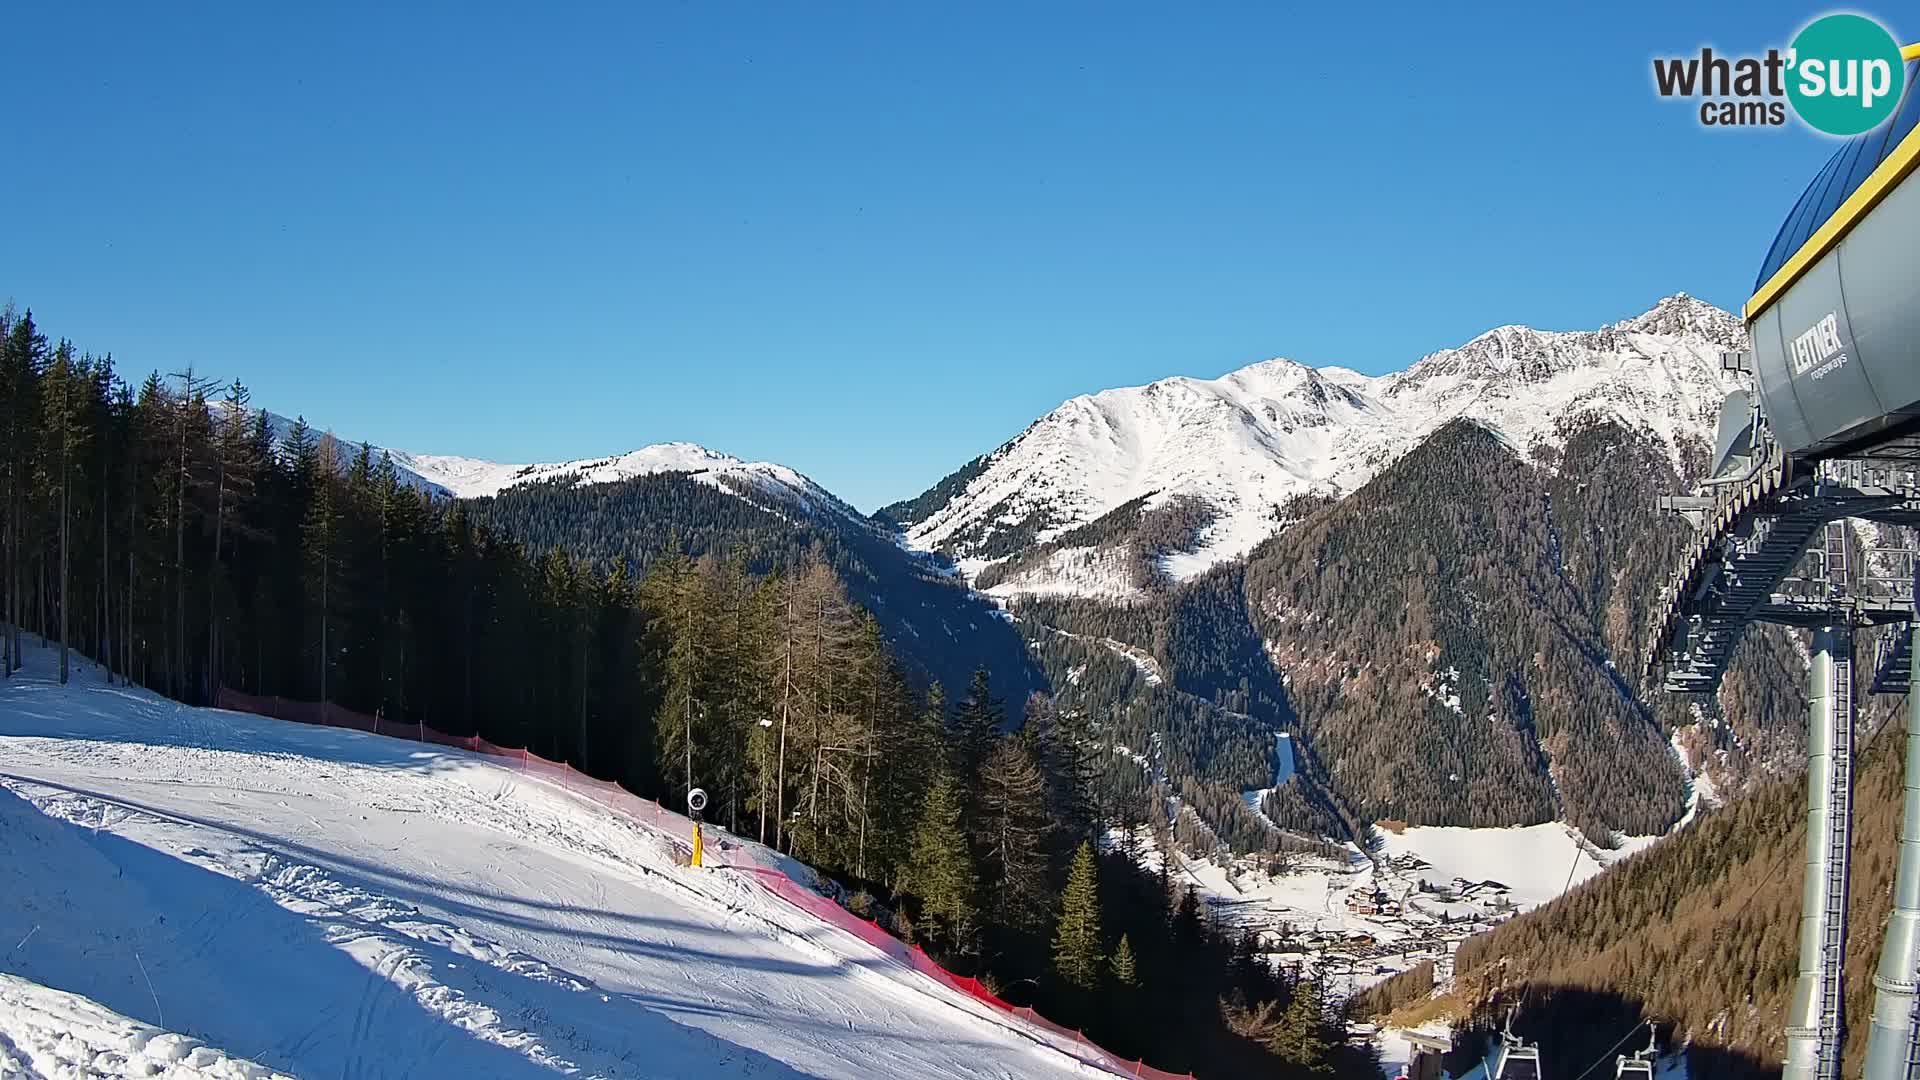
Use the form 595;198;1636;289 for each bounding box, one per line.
213;687;1195;1080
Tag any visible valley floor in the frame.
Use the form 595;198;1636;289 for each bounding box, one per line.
0;646;1106;1080
1129;779;1709;1077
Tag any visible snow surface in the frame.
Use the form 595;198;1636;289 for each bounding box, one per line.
978;546;1144;602
1374;823;1622;910
0;649;1108;1080
1115;812;1671;1008
1240;735;1297;831
0;972;294;1079
1370;1021;1451;1080
906;294;1745;593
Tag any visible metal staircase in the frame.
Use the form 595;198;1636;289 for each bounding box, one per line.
1874;631;1914;695
1655;459;1920;694
1662;503;1832;692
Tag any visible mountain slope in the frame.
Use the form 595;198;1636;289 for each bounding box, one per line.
465;470;1040;700
393;441;864;523
248;409;862;530
0;651;1107;1080
1242;418;1688;838
1440;690;1904;1079
890;294;1742;596
1004;407;1809;849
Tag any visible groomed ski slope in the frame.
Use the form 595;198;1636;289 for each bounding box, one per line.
0;648;1107;1080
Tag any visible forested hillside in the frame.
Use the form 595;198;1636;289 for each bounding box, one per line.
1437;693;1905;1078
0;306;1371;1078
1243;418;1684;838
1012;565;1352;859
466;472;1041;699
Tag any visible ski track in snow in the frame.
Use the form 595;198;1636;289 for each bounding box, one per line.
0;971;296;1079
0;651;1105;1080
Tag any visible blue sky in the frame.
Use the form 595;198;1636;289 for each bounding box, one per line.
0;2;1880;510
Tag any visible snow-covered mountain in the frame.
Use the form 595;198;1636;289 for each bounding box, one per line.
391;442;863;522
247;406;862;527
891;294;1746;596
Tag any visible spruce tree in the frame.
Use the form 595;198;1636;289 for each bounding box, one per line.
1024;690;1099;841
903;771;978;954
1111;932;1139;987
206;380;257;696
40;342;87;684
1053;841;1104;990
1266;981;1333;1073
1172;884;1204;948
643;545;709;805
978;736;1053;928
952;667;1002;781
871;679;946;891
2;311;48;676
302;435;344;708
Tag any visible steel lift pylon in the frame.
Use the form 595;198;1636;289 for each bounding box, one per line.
1653;425;1920;1079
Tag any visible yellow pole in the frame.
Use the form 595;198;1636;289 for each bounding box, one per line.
692;822;704;867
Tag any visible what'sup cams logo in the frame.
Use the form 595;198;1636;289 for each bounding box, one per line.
1653;13;1908;134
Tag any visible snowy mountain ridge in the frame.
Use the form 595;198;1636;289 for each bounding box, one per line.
896;294;1745;596
244;404;864;528
390;441;865;523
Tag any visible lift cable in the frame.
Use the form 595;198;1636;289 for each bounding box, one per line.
1567;1021;1649;1080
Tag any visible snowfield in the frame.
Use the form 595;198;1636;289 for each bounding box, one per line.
0;649;1108;1080
0;972;294;1079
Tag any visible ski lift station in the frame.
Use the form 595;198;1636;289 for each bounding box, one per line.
1648;41;1920;1080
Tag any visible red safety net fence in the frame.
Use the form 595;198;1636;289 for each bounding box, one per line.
214;687;1195;1080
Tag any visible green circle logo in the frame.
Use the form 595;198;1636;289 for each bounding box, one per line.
1787;14;1907;135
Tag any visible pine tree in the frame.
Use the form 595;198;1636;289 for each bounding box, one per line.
1053;841;1105;990
206;380;258;696
40;342;87;684
952;667;1003;783
1172;884;1204;947
1111;932;1139;987
303;434;345;709
1;310;48;676
903;771;978;953
1024;690;1099;841
977;736;1053;928
1265;982;1333;1073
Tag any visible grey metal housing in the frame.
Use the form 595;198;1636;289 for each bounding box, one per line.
1750;169;1920;460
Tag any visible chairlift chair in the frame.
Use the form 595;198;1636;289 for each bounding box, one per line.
1491;1009;1543;1080
1615;1025;1659;1079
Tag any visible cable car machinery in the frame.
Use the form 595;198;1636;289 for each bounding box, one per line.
1648;45;1920;1080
